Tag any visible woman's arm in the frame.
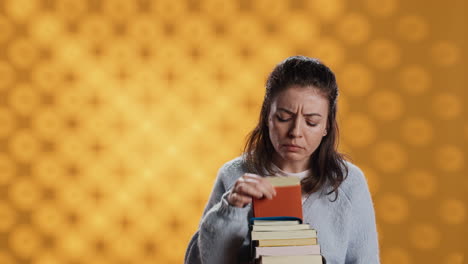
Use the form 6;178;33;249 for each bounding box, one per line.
184;165;251;264
345;170;380;264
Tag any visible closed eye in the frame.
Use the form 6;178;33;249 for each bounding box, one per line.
277;115;318;127
276;115;290;122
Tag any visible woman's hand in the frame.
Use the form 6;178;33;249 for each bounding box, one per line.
227;173;277;208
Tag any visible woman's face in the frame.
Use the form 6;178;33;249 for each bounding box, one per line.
268;85;329;172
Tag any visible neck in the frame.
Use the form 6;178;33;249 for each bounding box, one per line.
272;155;310;173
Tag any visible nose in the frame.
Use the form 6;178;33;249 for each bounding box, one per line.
288;116;303;138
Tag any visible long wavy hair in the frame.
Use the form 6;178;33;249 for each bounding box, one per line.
243;56;348;201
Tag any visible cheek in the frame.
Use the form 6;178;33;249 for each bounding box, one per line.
269;122;286;145
270;122;288;137
268;125;279;142
305;130;326;147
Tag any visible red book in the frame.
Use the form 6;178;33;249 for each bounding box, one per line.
252;177;303;220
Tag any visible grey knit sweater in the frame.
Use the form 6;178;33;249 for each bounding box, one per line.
185;156;380;264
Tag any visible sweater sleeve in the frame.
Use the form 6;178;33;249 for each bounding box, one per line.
345;169;380;264
184;164;251;264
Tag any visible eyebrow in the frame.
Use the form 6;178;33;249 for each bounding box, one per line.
278;108;322;117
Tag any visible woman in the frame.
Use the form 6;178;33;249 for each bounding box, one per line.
185;56;379;264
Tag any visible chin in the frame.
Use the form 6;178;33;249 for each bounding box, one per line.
281;152;305;161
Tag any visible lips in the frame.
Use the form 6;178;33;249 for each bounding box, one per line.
282;144;302;151
283;144;302;148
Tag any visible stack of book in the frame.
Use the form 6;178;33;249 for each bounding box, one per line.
250;177;324;264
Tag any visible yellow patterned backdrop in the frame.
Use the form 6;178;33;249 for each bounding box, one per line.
0;0;466;263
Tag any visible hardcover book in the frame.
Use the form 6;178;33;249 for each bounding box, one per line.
249;178;324;264
252;177;302;220
260;255;323;264
254;245;321;259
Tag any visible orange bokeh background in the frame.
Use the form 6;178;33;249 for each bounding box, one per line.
0;0;466;263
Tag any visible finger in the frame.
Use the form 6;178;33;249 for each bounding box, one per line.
256;179;277;199
240;180;274;200
243;177;260;184
243;173;262;180
247;177;276;199
243;175;276;199
235;182;264;199
236;182;264;198
263;178;277;196
241;174;260;185
237;195;252;207
230;192;252;207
